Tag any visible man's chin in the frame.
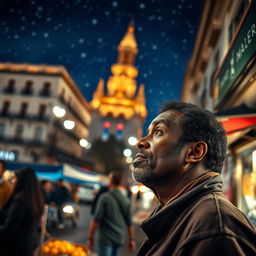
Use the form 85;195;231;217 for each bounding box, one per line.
132;167;154;184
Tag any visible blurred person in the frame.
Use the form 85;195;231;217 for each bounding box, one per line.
87;171;136;256
70;183;80;203
41;180;54;205
132;101;256;255
52;179;70;229
90;185;109;215
0;160;12;210
0;167;44;256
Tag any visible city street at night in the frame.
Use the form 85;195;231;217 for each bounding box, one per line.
0;0;255;255
47;195;157;256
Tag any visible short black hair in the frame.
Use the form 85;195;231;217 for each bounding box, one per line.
110;171;123;186
0;160;6;169
41;179;51;186
160;101;227;173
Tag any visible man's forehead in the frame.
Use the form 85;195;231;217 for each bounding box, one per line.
149;110;181;128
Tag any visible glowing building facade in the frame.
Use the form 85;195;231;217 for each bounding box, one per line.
90;21;147;147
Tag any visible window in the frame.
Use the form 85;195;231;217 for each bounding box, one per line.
20;102;28;117
1;101;10;116
38;104;46;119
0;123;4;137
4;79;15;93
60;89;65;101
34;126;43;141
40;82;51;96
15;124;23;140
229;0;250;42
22;80;33;95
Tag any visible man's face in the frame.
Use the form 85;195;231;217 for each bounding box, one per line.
132;110;185;185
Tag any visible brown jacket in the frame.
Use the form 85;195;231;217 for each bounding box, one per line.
138;175;256;256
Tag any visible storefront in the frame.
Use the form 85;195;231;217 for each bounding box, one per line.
214;0;256;225
217;105;256;224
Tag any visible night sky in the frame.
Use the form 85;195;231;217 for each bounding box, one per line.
0;0;204;131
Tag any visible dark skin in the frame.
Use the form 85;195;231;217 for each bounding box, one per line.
133;110;208;205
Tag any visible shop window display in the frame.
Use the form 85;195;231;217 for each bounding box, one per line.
241;149;256;226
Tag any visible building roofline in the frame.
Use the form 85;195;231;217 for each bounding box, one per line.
0;62;90;112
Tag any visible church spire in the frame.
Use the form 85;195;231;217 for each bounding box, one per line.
91;78;104;109
117;20;138;65
90;21;147;120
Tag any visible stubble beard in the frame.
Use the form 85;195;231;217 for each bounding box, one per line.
132;166;155;185
132;140;184;186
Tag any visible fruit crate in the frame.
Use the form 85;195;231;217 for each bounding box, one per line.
41;238;89;256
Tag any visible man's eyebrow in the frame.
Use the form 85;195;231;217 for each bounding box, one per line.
146;119;171;133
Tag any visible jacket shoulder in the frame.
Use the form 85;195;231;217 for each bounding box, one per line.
183;192;255;237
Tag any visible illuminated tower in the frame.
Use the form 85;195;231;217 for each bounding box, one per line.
90;21;147;148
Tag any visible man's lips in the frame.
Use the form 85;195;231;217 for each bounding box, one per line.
134;153;147;160
133;152;150;167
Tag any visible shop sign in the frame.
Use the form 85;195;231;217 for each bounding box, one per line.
215;0;256;105
0;150;16;161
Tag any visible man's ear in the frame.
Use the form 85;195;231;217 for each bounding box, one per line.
185;141;208;163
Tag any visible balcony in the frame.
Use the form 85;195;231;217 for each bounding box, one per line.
59;96;89;129
53;119;81;142
21;88;33;95
0;112;50;122
0;136;46;146
3;87;15;94
39;90;51;97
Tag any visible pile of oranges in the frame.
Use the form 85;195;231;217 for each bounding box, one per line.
41;239;88;256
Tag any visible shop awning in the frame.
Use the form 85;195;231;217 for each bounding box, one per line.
6;162;107;185
216;104;256;135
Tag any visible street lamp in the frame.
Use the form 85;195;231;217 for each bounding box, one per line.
79;138;91;149
123;148;132;157
53;106;66;118
63;120;75;130
125;156;133;164
128;136;137;146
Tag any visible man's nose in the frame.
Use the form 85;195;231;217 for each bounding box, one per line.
136;137;150;149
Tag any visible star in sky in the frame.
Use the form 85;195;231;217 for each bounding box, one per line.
0;0;204;132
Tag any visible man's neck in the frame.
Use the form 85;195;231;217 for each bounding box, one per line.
152;164;209;205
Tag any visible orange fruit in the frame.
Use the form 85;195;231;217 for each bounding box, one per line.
50;247;58;255
42;245;50;254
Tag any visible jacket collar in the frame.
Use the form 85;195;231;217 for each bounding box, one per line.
141;175;223;241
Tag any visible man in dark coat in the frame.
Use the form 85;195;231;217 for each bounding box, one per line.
52;179;70;229
132;101;256;255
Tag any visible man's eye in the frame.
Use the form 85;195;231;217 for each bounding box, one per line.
154;128;163;136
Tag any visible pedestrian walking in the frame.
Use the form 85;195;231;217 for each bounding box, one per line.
41;179;54;205
132;100;256;255
52;179;70;229
87;171;136;256
0;166;44;256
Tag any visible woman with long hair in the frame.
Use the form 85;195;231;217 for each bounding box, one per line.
0;167;45;255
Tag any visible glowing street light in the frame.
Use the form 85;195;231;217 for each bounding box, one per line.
63;120;75;130
53;106;66;118
123;148;132;157
79;139;91;149
128;136;137;146
126;157;133;164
